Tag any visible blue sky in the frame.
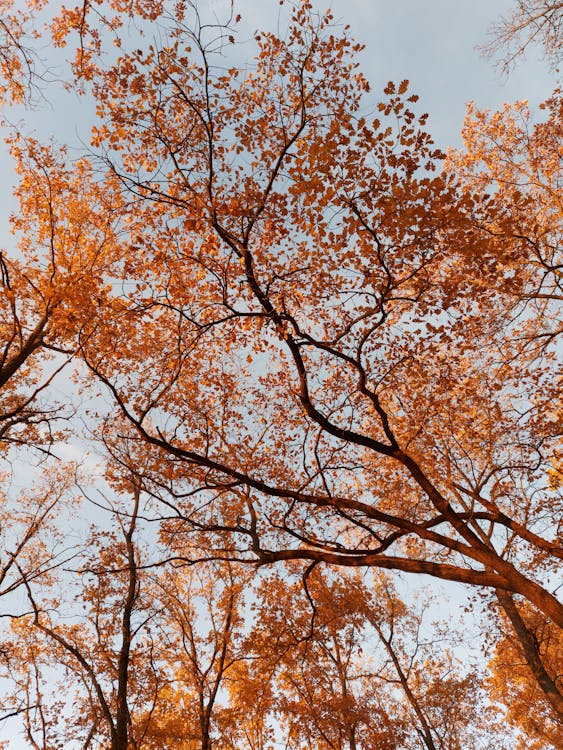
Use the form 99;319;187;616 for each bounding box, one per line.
1;1;558;198
1;0;558;241
236;0;558;146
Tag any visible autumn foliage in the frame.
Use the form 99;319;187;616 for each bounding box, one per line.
0;1;561;748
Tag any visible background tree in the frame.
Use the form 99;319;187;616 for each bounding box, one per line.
447;81;563;724
252;571;407;750
482;0;563;73
0;464;78;732
0;0;40;104
0;436;260;750
0;135;129;458
250;569;510;750
0;471;160;750
140;561;254;750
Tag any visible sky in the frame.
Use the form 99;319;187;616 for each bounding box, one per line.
235;0;558;146
1;0;559;246
4;1;561;136
1;1;559;205
0;0;559;747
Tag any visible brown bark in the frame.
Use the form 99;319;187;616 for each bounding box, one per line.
496;589;563;722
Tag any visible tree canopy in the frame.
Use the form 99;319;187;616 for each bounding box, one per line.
0;1;561;748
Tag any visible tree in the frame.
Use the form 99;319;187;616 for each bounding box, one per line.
0;0;560;744
250;572;404;750
0;2;130;458
139;561;254;750
482;1;563;73
0;464;78;732
448;89;562;332
0;434;259;750
448;87;563;723
488;600;563;749
46;0;560;718
0;0;39;104
248;568;511;750
0;134;129;459
0;471;158;750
